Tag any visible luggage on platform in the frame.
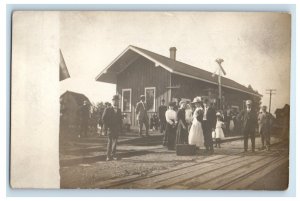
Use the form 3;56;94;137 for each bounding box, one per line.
176;144;196;156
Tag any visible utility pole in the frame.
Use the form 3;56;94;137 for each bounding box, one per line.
266;89;276;113
214;58;226;110
218;66;222;108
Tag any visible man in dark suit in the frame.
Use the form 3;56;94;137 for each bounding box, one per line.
102;95;122;161
136;95;149;137
238;100;257;152
202;98;217;153
158;99;168;134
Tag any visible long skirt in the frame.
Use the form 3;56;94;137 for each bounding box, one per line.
176;121;189;145
229;120;235;132
165;123;177;150
215;127;225;139
188;119;204;148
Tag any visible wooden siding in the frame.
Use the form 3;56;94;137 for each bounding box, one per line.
171;74;215;101
171;74;252;109
222;87;251;110
115;58;253;127
116;56;170;126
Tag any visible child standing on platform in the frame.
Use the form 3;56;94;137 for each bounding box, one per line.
213;112;225;148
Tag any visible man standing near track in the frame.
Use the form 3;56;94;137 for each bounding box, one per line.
258;105;273;151
238;100;257;152
102;95;122;161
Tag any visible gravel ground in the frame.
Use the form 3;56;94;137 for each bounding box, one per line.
60;136;283;189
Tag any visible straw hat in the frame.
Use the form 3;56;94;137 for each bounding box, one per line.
139;95;146;101
179;100;187;105
192;96;202;103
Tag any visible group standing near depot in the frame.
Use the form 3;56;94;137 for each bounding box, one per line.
135;95;273;155
85;94;273;161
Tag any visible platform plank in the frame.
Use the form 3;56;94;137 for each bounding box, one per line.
115;155;262;189
97;154;241;188
160;155;266;189
193;156;279;189
222;157;288;190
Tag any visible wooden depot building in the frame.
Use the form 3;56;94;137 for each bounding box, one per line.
95;45;261;126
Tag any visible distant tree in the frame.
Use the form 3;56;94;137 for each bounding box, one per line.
96;102;106;114
252;96;262;113
88;102;107;134
247;85;261;112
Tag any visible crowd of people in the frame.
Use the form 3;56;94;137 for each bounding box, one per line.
160;96;218;153
78;94;273;161
158;97;273;154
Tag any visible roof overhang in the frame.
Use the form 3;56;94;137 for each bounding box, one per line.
172;70;262;98
95;45;262;98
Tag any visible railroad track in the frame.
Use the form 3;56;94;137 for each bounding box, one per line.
91;140;289;190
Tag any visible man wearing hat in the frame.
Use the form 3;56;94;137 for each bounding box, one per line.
102;95;122;161
101;102;112;136
238;100;258;152
202;98;217;153
258;105;272;151
136;95;149;137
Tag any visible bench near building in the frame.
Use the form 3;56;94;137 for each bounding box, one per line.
95;45;261;127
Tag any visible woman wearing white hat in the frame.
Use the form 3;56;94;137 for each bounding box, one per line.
188;96;204;148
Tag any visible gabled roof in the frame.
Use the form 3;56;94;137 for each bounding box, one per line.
96;45;261;97
61;91;91;105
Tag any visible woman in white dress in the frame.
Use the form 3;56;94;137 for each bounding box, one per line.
165;102;178;150
188;97;204;148
185;103;193;131
229;117;235;133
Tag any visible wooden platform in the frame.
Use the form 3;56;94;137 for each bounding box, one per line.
91;140;289;190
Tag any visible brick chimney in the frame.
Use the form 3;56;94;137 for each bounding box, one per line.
169;47;177;60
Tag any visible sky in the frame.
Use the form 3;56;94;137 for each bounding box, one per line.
59;12;291;114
